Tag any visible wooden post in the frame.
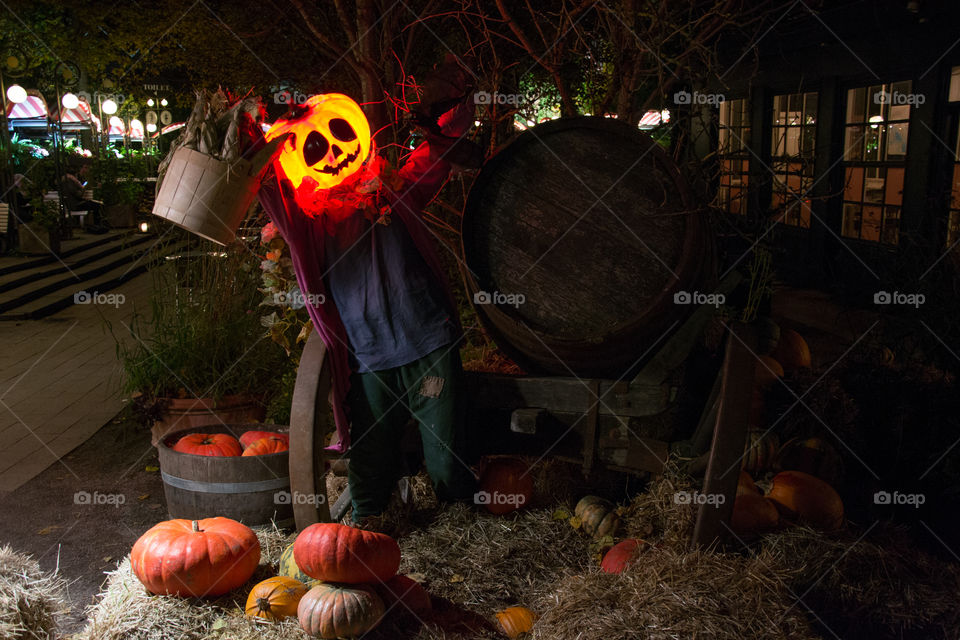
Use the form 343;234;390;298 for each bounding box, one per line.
691;322;757;548
289;331;333;529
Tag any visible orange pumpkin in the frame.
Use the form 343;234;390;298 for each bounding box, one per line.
737;470;760;497
754;355;784;389
730;493;780;539
266;93;372;191
239;430;289;448
130;518;260;597
298;583;384;639
600;538;649;574
171;433;242;457
242;436;289;456
766;470;843;530
496;606;537;639
742;428;779;474
245;576;308;621
478;457;534;515
776;437;843;486
293;523;400;584
773;328;811;371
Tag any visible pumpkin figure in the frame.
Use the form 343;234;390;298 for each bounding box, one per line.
574;495;619;538
766;470;843;530
130;517;260;597
600;538;649;574
374;574;432;617
496;606;537;639
171;432;242;457
293;522;400;584
245;576;309;621
242;436;289;456
266;93;372;192
240;429;289;448
298;583;385;639
478;457;534;515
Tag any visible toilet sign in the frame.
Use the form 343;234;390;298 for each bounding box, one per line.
145;110;158;125
160;110;172;125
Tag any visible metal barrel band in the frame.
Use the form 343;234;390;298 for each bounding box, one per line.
161;471;290;494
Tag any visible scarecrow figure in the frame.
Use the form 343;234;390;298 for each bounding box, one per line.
257;61;481;529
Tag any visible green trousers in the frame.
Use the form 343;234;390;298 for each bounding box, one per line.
346;344;476;517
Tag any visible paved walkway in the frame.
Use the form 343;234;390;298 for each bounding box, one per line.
0;271;152;493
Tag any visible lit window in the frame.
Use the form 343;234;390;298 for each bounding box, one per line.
770;92;817;228
718;99;750;215
841;82;912;244
947;124;960;247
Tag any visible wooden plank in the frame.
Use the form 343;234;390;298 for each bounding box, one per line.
692;323;757;549
466;373;669;417
289;331;332;529
581;381;600;477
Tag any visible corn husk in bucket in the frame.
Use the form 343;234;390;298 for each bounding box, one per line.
152;89;280;246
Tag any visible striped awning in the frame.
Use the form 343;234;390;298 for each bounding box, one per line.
638;110;663;129
56;100;93;124
5;95;48;120
160;121;185;136
129;119;144;140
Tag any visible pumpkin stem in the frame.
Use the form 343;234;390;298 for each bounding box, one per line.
192;520;200;533
257;597;273;613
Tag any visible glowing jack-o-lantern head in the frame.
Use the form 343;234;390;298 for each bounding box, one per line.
265;93;372;191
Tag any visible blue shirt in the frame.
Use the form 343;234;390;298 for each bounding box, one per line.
322;210;458;373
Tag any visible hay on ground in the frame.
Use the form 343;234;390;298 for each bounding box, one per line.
0;545;69;640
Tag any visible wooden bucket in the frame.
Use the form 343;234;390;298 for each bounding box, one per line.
461;116;713;378
152;147;259;246
157;425;295;528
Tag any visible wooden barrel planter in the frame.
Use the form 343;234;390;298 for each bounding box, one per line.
150;394;265;446
157;425;294;528
461;116;713;378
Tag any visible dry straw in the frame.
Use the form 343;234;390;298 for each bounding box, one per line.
0;545;69;640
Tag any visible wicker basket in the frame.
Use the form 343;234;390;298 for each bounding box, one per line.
152;147;260;246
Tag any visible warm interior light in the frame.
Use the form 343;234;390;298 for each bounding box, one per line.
146;98;154;107
146;123;157;132
6;84;27;104
102;99;118;115
160;98;168;107
61;93;79;110
139;221;150;232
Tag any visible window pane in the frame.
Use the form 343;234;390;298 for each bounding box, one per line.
885;167;904;205
844;126;864;160
886;123;908;159
846;88;865;123
843;203;862;238
845;167;864;201
882;207;900;244
948;210;960;245
867;86;883;120
889;103;910;121
950;66;960;102
864;169;886;204
890;80;912;101
786;126;801;155
952;164;960;209
772;127;784;156
863;125;882;161
861;205;883;242
804;93;818;124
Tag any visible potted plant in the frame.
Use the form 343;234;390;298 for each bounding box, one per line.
113;230;289;444
92;156;146;227
17;156;62;254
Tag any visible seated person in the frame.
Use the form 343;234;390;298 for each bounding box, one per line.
61;165;107;233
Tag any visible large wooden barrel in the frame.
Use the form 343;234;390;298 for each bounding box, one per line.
461;117;713;377
157;425;294;527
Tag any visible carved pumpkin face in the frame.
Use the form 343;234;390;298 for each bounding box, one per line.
266;93;371;190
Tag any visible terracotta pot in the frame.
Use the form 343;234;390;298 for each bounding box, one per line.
150;394;265;446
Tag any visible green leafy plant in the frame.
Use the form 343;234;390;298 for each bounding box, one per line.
91;156;148;206
114;231;288;415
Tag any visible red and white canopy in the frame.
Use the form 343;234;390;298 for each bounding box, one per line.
128;119;144;140
5;94;49;126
